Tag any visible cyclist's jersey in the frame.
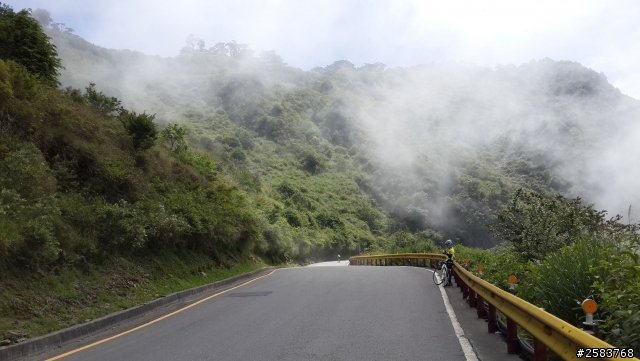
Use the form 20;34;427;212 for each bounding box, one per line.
444;247;455;260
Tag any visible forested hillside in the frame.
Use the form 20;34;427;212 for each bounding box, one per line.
37;8;640;250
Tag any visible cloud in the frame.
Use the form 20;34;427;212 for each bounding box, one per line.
11;0;640;97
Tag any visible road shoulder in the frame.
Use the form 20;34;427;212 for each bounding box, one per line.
13;268;276;361
444;284;521;361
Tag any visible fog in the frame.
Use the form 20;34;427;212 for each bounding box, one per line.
12;0;640;98
346;61;640;226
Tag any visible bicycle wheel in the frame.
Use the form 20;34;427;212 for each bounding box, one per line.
442;265;449;286
433;263;445;285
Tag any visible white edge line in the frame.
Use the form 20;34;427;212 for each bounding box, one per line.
426;269;480;361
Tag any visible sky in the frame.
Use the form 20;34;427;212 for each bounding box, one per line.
9;0;640;98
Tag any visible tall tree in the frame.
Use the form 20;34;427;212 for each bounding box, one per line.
324;60;355;74
0;3;62;86
210;42;228;56
259;50;287;66
30;8;52;27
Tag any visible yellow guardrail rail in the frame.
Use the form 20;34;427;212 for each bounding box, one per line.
349;253;639;361
348;253;446;266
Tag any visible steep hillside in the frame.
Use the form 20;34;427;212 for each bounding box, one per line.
40;18;640;248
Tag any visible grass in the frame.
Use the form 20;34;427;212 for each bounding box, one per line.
0;251;273;340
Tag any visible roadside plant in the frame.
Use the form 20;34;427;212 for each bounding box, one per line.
591;234;640;348
518;234;611;327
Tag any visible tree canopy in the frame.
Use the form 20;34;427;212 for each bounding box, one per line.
0;3;61;86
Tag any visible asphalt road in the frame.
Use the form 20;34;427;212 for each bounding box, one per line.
50;266;467;361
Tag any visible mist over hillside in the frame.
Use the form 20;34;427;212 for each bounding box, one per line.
39;12;640;248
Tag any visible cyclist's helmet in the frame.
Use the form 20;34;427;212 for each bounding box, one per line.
445;239;453;248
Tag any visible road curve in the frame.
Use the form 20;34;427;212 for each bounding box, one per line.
50;266;467;361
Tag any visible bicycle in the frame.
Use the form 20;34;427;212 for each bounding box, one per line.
433;260;449;286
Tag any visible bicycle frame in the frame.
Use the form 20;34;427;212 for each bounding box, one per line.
441;262;449;282
433;260;449;286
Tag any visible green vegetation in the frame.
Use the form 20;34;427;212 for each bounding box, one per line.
0;251;268;338
457;191;639;349
0;3;61;86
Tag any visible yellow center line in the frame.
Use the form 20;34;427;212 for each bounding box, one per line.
47;269;278;360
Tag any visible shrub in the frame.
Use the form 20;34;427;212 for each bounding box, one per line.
301;151;324;174
487;189;626;261
178;149;217;181
455;244;527;291
283;209;301;227
117;110;158;151
161;123;187;152
315;212;344;231
276;181;296;198
0;140;61;269
591;235;640;348
83;83;122;115
221;136;241;148
518;234;611;327
230;148;246;161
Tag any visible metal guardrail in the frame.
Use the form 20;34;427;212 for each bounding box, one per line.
348;253;446;266
349;253;639;361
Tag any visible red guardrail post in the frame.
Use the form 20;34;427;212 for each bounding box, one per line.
507;317;520;354
488;304;497;333
430;259;434;268
476;295;486;318
468;288;477;308
533;338;547;361
402;258;405;266
454;270;462;290
462;282;469;299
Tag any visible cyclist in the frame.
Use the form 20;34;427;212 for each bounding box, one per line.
442;240;455;286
